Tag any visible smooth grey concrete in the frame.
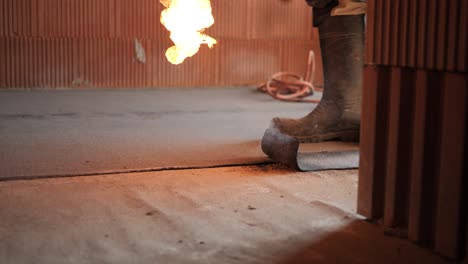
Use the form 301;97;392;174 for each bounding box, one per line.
0;87;356;179
0;166;449;264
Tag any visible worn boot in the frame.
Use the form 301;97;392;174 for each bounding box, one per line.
271;14;365;143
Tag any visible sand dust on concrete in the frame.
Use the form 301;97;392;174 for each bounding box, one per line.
0;165;450;264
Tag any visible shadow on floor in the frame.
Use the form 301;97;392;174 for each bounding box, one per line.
276;220;450;264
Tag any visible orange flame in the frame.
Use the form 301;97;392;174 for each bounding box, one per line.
160;0;217;65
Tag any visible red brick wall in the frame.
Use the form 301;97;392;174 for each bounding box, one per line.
0;0;323;88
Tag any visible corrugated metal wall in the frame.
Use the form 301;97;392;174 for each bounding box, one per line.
0;0;322;88
358;0;468;260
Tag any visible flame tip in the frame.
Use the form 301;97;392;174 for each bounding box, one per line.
160;0;217;65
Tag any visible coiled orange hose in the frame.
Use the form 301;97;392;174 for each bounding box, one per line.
257;50;322;103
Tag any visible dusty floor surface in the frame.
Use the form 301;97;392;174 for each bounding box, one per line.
0;165;450;264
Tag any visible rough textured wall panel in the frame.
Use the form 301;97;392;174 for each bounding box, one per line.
0;0;321;88
359;0;468;260
365;0;468;73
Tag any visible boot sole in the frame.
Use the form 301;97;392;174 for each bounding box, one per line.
294;130;360;143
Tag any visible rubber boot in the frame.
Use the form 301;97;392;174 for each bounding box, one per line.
271;14;365;143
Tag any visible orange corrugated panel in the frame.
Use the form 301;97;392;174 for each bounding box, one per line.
67;37;74;86
103;39;110;87
52;38;58;87
219;39;281;86
108;0;115;37
45;0;51;36
59;0;65;38
407;0;418;67
38;38;44;87
457;0;468;72
45;38;51;87
97;38;103;87
122;0;131;38
12;37;18;87
280;39;322;86
250;0;311;40
76;0;82;37
19;37;25;87
381;0;391;65
434;73;467;258
114;39;121;87
36;0;43;36
210;0;249;39
388;0;399;66
83;0;89;37
91;38;98;87
49;38;55;87
364;0;375;64
62;0;69;37
110;38;116;87
96;38;102;87
5;37;11;87
13;37;20;87
10;0;17;37
426;0;438;69
106;38;112;87
119;39;125;87
30;0;38;36
416;0;428;68
373;0;383;64
90;0;96;37
71;36;78;85
93;38;101;87
23;0;28;36
446;0;460;71
87;37;92;86
0;38;5;87
36;38;42;86
114;0;122;38
54;38;60;87
149;39;158;86
25;38;31;87
95;39;101;87
52;0;59;37
399;0;409;67
76;38;82;86
15;0;21;36
10;37;16;87
125;38;132;87
134;39;139;86
0;1;5;37
31;38;37;87
383;67;403;227
100;0;106;37
28;38;35;87
122;39;128;87
8;0;13;36
24;38;30;87
10;37;17;87
60;38;66;86
97;0;103;38
58;37;68;87
407;70;429;243
57;38;63;87
436;0;448;71
1;0;319;88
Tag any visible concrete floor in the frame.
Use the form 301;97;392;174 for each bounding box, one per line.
0;88;452;263
0;165;451;264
